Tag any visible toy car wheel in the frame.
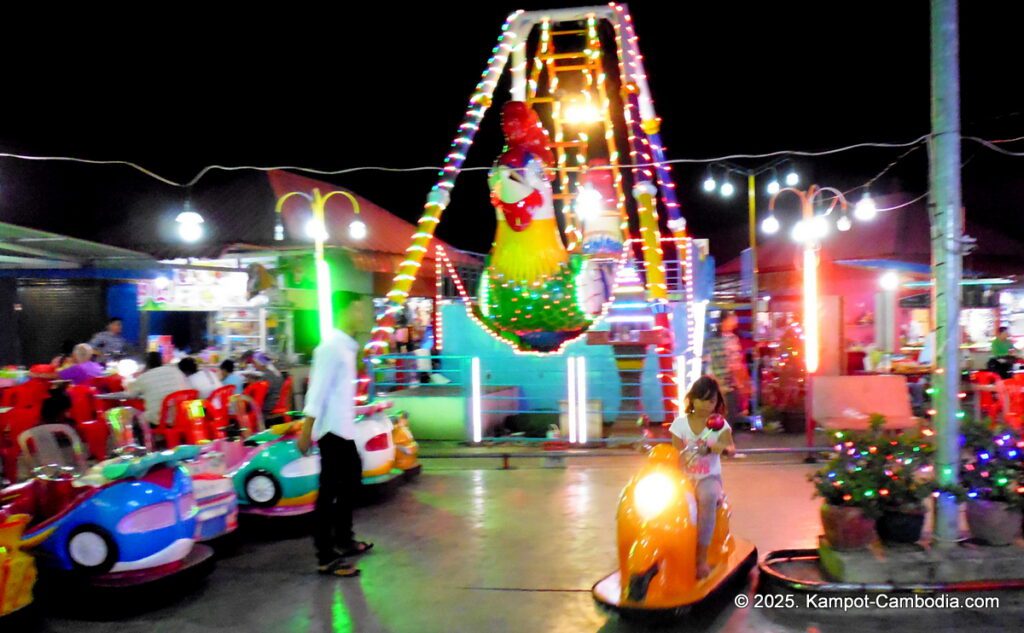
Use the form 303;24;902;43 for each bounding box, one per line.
244;470;282;507
66;525;118;575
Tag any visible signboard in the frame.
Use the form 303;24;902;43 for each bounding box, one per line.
138;269;248;311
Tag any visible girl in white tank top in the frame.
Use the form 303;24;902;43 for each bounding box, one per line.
669;376;736;579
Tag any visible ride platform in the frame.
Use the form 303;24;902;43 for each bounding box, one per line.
592;536;757;619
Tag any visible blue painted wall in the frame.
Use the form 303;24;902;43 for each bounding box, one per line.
438;303;668;422
106;283;140;343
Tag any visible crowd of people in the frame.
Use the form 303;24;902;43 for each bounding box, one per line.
30;316;288;427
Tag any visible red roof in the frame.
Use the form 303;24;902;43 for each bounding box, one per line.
266;170;480;266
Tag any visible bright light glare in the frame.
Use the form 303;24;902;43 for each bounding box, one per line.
880;271;900;291
349;219;367;240
837;215;852;232
634;472;676;521
563;101;602;125
854;193;878;221
306;218;329;241
116;359;139;379
785;170;799;186
791;220;808;243
720;181;735;197
761;214;780;234
703;177;716;192
576;186;604;221
766;180;780;195
811;215;830;239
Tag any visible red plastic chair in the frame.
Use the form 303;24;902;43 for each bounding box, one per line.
206;385;236;439
153;389;200;448
229;394;264;437
970;371;1004;421
1002;375;1024;431
0;384;45;466
270;377;294;421
66;384;110;460
244;381;270;412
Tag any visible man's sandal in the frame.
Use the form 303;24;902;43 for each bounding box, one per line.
338;540;374;557
317;558;360;577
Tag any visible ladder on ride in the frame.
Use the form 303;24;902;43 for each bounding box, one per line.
525;18;628;254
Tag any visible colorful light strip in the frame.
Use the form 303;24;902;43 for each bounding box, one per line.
567;354;578;444
577;355;588;444
471;356;483;443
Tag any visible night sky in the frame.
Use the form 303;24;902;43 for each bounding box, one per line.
1;2;1022;264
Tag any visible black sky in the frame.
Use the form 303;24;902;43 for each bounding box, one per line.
1;2;1022;263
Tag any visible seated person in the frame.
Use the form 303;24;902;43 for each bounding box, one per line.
219;359;245;395
178;356;222;399
125;352;191;426
243;351;285;420
988;327;1017;379
58;344;106;386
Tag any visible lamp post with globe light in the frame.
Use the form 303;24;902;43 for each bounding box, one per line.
274;188;365;341
702;161;799;417
765;185;877;449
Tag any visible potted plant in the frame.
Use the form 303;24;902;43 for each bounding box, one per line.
873;430;935;544
810;417;889;550
960;418;1024;546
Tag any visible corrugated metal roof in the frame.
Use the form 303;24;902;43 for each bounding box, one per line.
0;221;154;269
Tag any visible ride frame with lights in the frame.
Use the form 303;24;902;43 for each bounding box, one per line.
360;5;703;423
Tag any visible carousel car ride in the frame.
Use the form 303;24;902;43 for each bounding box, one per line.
105;407;238;542
0;424;213;586
591;444;757;619
225;399;418;516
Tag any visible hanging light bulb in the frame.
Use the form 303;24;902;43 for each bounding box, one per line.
854;192;878;221
703;176;717;192
761;214;780;235
349;219;367;240
720;180;735;197
785;168;799;187
837;214;852;232
176;199;204;243
766;179;780;195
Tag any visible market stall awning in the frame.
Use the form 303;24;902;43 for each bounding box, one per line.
0;222;155;269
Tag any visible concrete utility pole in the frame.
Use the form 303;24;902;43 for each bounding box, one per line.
929;0;964;545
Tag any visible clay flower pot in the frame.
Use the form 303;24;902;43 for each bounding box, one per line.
821;504;876;550
966;499;1023;546
876;507;926;545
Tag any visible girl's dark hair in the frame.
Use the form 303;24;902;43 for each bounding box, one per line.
220;359;235;374
684;375;727;415
145;351;163;370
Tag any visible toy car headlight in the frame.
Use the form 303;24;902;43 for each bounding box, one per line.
633;472;676;522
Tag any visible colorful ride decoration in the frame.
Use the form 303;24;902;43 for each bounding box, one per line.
0;512;35;618
361;6;698;421
476;101;592;351
1;425;208;583
592;444;756;617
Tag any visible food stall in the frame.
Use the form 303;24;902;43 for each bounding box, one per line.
137;267;296;363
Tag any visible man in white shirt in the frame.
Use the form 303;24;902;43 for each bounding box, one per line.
299;290;373;577
126;352;191;426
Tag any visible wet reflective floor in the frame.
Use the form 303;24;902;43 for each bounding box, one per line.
35;455;1024;633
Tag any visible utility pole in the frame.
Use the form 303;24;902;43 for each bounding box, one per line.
929;0;963;546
